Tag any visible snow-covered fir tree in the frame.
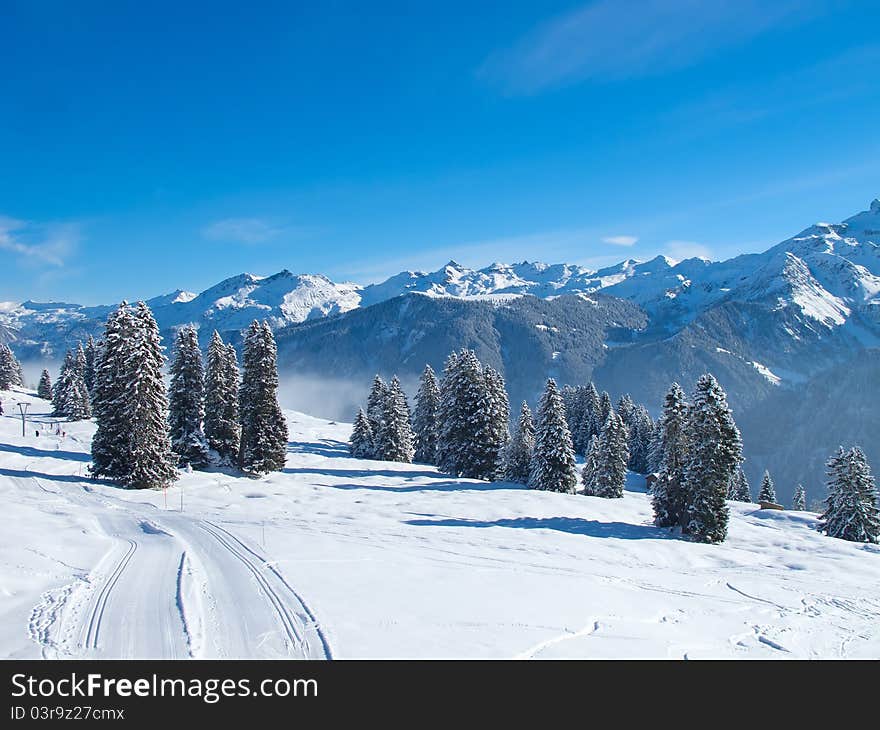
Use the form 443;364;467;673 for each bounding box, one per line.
365;375;388;457
529;379;578;493
435;350;489;479
681;374;742;544
92;301;176;488
598;391;612;432
727;467;751;502
757;470;777;503
0;344;23;390
203;331;240;464
792;484;807;511
376;376;415;463
37;369;52;400
588;410;630;498
349;408;374;459
819;447;880;543
627;405;654;475
651;382;690;527
91;303;136;480
502;401;534;484
616;394;635;426
51;351;74;417
573;383;600;455
122;302;178;489
412;365;440;464
74;342;87;379
83;335;97;394
168;325;209;467
238;321;288;474
477;366;510;480
581;434;601;496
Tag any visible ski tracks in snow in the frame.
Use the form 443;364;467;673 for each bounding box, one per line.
21;476;330;660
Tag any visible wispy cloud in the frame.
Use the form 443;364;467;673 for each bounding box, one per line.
479;0;823;94
0;216;80;267
665;240;712;261
201;217;283;245
602;235;638;247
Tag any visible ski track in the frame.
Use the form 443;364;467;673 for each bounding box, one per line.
15;471;329;659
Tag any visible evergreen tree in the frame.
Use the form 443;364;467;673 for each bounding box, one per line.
0;343;22;390
682;374;741;544
412;365;440;464
627;405;654;474
728;467;751;502
168;325;209;467
91;303;137;480
819;447;880;543
365;375;388;457
616;394;635;426
52;351;74;417
478;366;510;480
581;435;601;496
589;410;630;498
436;350;492;479
652;383;690;527
502;401;534;484
238;321;288;474
349;408;374;459
83;335;97;394
74;342;87;379
376;376;415;463
123;302;178;489
203;331;240;464
792;484;807;511
37;369;52;400
529;379;578;493
757;470;777;503
598;391;613;434
575;383;600;451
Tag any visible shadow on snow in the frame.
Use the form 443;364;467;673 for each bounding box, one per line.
404;515;665;540
0;442;91;462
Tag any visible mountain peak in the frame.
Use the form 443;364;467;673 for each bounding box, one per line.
870;198;880;214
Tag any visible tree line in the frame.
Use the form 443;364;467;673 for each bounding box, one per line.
350;350;879;545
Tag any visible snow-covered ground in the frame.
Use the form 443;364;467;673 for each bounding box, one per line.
1;388;879;659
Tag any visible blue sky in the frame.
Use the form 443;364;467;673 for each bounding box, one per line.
2;0;878;304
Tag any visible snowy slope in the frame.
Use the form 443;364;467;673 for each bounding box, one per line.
2;389;879;659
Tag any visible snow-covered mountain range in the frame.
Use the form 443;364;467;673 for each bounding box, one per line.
1;199;878;502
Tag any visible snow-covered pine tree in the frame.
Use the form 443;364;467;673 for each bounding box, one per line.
502;401;534;484
727;467;751;502
581;434;601;496
792;484;807;511
37;369;52;400
757;470;777;504
365;375;388;457
122;302;178;489
63;363;92;421
478;366;510;480
819;447;880;543
52;351;74;417
349;408;374;459
529;379;578;493
598;391;613;433
412;365;440;464
616;394;635;426
91;303;137;479
627;405;654;474
651;382;690;527
0;344;23;390
203;331;240;464
74;342;87;379
576;382;600;452
376;376;415;463
238;321;288;474
591;410;630;498
436;350;491;479
681;374;742;544
168;325;209;467
83;335;97;394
